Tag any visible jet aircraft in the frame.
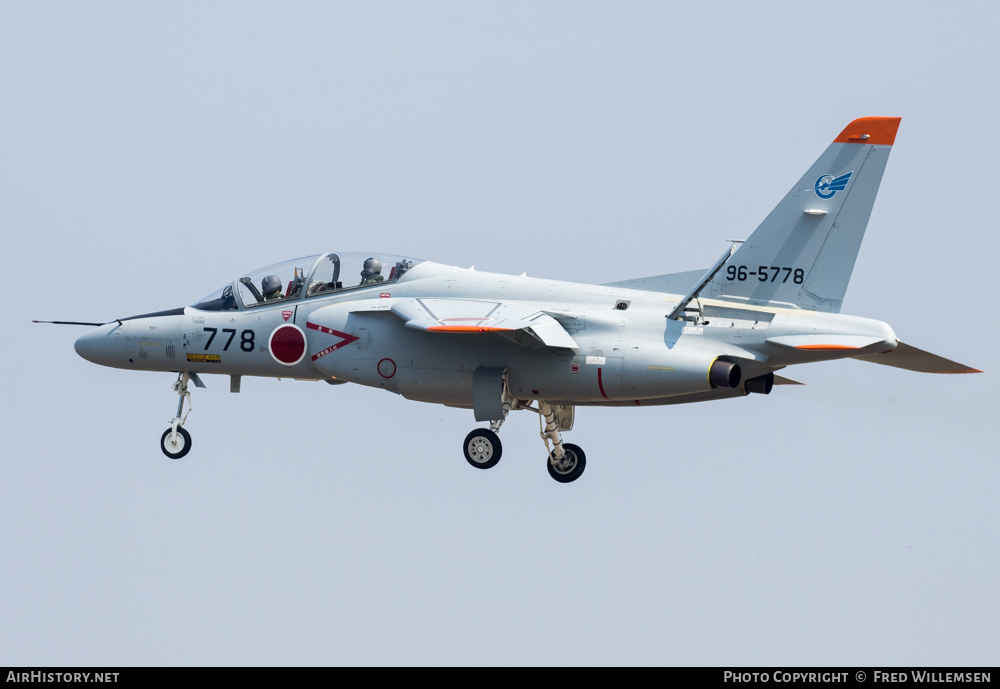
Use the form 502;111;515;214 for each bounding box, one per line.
44;116;979;483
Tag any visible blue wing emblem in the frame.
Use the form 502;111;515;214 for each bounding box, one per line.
814;171;854;199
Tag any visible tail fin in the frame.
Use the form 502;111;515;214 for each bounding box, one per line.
707;117;901;312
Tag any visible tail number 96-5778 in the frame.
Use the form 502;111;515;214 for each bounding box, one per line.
726;265;804;284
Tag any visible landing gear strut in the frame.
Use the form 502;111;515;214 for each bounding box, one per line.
161;372;195;459
539;401;586;483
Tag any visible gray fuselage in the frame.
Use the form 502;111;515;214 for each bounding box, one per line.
74;260;897;409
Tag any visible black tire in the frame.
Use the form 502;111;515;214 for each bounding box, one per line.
160;427;192;459
463;429;502;469
547;443;586;483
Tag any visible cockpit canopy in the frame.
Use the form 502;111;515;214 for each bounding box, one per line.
192;252;423;311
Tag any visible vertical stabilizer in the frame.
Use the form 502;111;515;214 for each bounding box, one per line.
707;117;901;312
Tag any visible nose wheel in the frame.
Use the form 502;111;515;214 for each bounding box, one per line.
161;426;192;459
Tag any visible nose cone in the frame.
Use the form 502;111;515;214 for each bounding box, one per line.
74;324;119;367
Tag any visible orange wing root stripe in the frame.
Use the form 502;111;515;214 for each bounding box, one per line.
795;344;861;350
426;325;513;333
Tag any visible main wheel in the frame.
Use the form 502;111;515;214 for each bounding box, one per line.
463;429;502;469
547;443;586;483
160;427;192;459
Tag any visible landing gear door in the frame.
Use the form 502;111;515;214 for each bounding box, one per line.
473;366;506;422
553;404;575;431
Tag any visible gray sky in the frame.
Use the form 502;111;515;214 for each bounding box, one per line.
2;1;996;666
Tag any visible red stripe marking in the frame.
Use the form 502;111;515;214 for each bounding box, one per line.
307;321;352;337
306;322;359;361
597;367;608;399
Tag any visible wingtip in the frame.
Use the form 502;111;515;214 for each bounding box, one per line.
834;116;901;146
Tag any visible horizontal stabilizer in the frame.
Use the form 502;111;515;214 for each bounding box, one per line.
854;342;981;374
389;298;579;349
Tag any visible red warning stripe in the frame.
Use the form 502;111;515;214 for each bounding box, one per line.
597;367;608;399
306;322;359;361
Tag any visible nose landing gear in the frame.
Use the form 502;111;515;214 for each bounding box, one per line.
160;372;203;459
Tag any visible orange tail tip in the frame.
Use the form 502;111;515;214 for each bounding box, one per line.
833;116;901;146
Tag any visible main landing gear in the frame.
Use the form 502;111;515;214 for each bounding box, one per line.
463;429;502;469
539;401;586;484
462;389;586;483
160;372;203;459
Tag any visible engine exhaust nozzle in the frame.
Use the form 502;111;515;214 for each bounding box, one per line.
744;372;774;395
709;360;741;389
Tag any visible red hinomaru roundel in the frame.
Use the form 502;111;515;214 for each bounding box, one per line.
268;324;307;366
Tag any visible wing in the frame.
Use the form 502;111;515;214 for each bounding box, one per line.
853;341;981;374
388;298;579;350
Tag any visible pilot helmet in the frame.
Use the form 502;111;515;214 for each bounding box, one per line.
361;257;382;278
262;274;282;297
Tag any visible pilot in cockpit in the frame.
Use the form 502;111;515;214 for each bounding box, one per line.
360;258;384;286
262;274;284;301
